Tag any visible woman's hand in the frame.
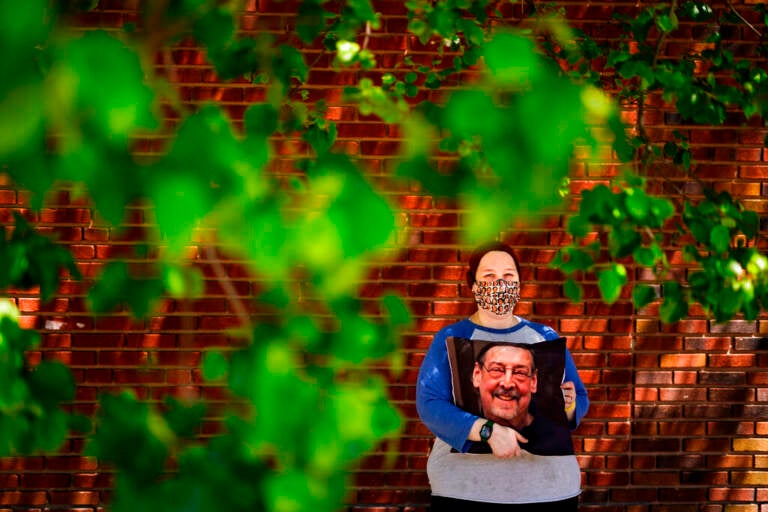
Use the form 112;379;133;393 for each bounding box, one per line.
488;424;528;458
561;380;576;422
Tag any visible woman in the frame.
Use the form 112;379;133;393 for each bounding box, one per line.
416;241;589;511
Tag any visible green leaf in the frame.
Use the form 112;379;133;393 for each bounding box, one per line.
243;103;277;168
649;197;674;227
608;226;641;259
655;12;678;33
275;44;309;85
88;261;165;318
609;113;634;162
192;7;235;50
296;1;334;43
60;31;157;139
0;213;81;301
741;210;759;239
395;155;462;196
0;0;48;52
34;409;70;452
208;37;259;79
163;396;206;438
163;264;204;299
598;263;627;304
68;413;92;435
443;89;501;139
624;188;650;221
660;281;688;323
27;361;75;406
630;9;655;42
556;247;595;274
0;85;45;161
633;246;657;266
679;2;714;21
304;121;338;155
306;154;395;260
564;278;583;302
88;392;171;484
483;31;539;86
710;224;731;253
202;351;228;381
566;215;591;239
151;173;210;244
632;284;657;309
153;106;248;246
581;184;619;224
346;0;379;27
713;285;742;322
381;293;412;328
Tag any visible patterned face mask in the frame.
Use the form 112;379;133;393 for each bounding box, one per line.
474;279;520;316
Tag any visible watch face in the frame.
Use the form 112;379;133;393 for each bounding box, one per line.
480;423;493;441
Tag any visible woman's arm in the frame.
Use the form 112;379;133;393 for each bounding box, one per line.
415;330;479;452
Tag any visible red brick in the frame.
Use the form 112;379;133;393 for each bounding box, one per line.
3;4;768;512
0;491;47;505
431;301;474;316
659;353;707;368
740;165;768;178
48;491;100;506
96;350;149;366
708;354;756;367
0;475;18;487
407;283;459;297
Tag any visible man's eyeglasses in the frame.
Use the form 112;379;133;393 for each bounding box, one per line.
481;365;534;380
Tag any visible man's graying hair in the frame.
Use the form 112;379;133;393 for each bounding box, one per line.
475;342;537;372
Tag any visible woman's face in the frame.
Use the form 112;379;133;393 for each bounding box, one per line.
473;251;520;288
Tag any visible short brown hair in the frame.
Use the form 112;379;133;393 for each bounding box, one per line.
465;242;521;289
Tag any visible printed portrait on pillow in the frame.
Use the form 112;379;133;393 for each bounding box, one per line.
446;337;574;456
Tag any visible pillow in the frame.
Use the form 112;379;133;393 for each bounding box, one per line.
445;336;573;456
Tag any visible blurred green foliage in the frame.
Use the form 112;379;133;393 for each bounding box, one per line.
548;1;768;322
0;300;85;455
0;0;767;510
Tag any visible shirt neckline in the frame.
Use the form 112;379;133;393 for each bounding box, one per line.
464;316;524;334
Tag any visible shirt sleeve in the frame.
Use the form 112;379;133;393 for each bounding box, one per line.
415;328;479;453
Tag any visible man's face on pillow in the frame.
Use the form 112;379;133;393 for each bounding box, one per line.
473;345;538;426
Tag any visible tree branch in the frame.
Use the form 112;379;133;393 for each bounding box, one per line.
205;245;251;328
725;0;762;37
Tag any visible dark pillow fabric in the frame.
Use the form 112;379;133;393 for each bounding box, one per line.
445;336;573;456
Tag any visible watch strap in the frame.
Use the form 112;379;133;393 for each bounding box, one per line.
479;420;494;442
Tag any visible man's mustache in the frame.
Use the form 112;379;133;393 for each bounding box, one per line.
493;388;521;401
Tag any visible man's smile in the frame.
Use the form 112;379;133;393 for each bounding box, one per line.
492;389;520;401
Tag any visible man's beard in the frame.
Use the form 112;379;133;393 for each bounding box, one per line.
483;386;528;428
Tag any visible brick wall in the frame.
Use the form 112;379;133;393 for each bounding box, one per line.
2;1;768;511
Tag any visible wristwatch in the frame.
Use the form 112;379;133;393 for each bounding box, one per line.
479;420;494;443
